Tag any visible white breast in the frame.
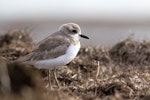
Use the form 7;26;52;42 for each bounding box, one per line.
34;43;80;69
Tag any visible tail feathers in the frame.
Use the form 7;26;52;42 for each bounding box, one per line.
15;53;34;64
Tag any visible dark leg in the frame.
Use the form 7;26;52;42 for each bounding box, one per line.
48;69;52;89
53;68;61;88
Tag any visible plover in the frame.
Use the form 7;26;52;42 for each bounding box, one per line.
17;23;89;88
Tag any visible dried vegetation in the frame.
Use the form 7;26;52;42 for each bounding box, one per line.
0;29;150;100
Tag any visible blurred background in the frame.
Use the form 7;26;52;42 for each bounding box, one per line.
0;0;150;46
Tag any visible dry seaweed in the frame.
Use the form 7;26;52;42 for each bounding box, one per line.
0;29;150;100
110;37;150;65
0;29;33;61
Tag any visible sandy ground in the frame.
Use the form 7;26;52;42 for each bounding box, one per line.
0;29;150;100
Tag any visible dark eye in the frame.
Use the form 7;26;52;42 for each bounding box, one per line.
72;30;77;33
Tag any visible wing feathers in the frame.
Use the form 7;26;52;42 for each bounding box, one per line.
17;32;70;62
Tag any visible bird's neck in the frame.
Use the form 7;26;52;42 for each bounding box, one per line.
69;34;80;45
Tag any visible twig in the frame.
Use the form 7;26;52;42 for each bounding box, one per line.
96;61;100;80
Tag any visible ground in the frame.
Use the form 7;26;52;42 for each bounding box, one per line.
0;29;150;100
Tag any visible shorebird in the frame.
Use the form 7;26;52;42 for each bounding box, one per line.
17;23;89;88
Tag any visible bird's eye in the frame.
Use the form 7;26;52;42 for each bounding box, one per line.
72;30;77;33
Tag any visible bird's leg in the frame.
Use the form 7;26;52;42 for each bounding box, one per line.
48;69;52;89
54;68;61;88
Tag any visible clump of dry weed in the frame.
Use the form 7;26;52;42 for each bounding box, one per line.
0;29;150;100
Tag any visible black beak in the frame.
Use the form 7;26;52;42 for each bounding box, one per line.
80;34;89;39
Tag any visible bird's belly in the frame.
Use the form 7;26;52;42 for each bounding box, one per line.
34;43;80;69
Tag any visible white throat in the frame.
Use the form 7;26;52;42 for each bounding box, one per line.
70;33;80;40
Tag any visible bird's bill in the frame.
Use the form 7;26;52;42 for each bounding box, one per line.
80;34;89;39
